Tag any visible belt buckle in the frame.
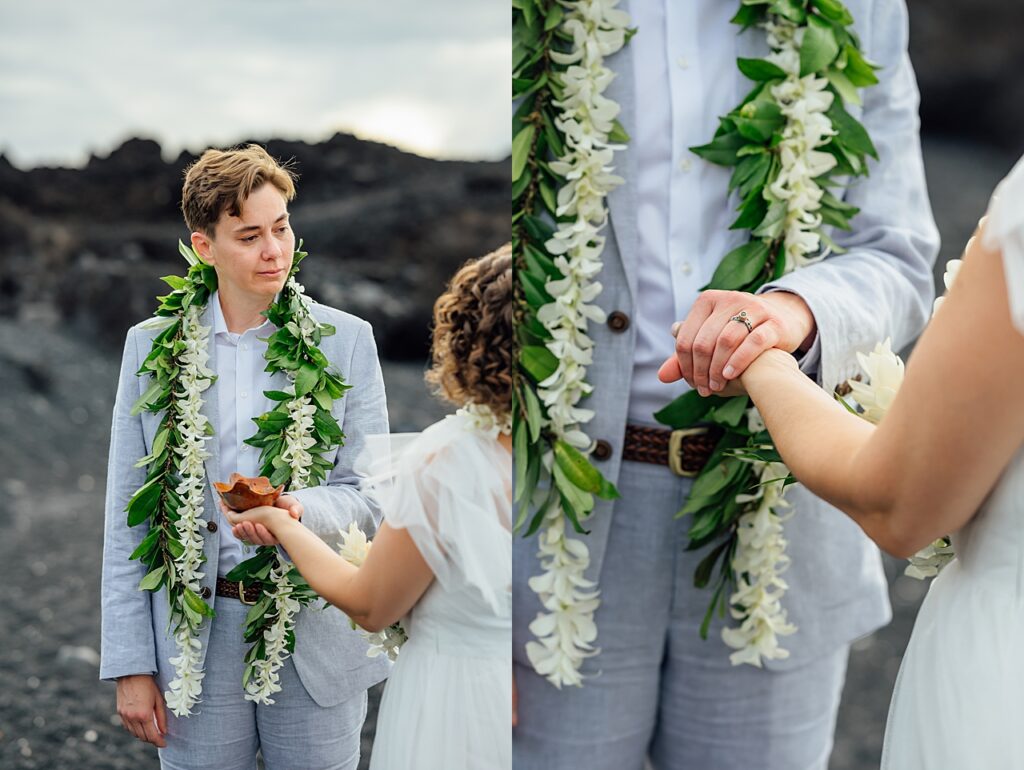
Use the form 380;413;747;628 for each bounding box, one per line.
238;581;258;606
668;426;710;478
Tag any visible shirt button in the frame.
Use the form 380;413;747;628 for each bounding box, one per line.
677;56;689;70
241;446;249;452
680;262;694;276
242;343;249;351
240;391;248;398
200;586;212;600
592;440;613;461
207;520;218;533
607;311;630;333
679;158;693;173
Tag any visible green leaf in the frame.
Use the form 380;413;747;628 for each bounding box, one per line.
520;345;558;383
769;0;806;23
608;119;631;144
706;396;749;428
520;267;553;308
126;476;163;527
183;588;216;618
752;198;787;239
654;390;726;428
553;440;603;494
733;99;784;143
694;539;732;589
691;130;746;167
131;379;165;416
293;362;320;396
513;419;529;502
826;67;861;106
129;526;161;561
521;384;544;442
800;15;840;76
137;565;166;591
736;57;787;82
544;3;563;30
264;390;294;402
732;191;769;231
841;43;879;87
731;4;763;28
151;426;170;459
812;0;854;25
512;124;536;183
703;240;770;291
827;100;877;159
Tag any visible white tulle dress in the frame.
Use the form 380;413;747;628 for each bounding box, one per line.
367;410;511;770
881;156;1024;768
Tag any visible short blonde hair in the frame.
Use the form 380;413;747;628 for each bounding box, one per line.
181;144;297;235
425;244;512;416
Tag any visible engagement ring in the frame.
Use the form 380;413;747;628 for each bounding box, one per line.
730;310;753;333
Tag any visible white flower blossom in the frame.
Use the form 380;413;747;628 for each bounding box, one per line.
847;339;905;424
721;460;797;667
763;16;837;271
164;627;205;717
338;521;371;567
458;402;512;437
932;258;962;314
282;395;317;490
525;504;600;688
162;303;215;715
245;563;302;705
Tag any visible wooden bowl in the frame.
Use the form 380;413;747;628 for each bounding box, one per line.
214;473;284;512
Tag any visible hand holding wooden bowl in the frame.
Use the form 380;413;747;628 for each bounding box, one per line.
214;473;284;512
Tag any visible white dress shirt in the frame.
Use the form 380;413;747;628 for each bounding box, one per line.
627;0;819;423
211;291;277;577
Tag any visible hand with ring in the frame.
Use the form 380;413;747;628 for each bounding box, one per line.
657;289;817;395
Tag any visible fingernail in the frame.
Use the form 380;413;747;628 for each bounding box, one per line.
709;380;721;391
698;386;709;397
670;322;681;336
723;365;735;378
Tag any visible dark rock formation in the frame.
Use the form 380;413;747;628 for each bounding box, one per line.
0;134;510;360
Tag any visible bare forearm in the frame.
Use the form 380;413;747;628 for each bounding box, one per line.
273;518;372;624
741;352;902;552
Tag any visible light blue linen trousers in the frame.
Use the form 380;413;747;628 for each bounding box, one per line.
158;596;367;770
514;460;849;770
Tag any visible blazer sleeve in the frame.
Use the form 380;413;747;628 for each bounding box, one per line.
285;320;390;550
757;0;940;393
99;326;158;682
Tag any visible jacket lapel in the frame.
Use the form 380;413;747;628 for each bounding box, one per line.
604;0;638;304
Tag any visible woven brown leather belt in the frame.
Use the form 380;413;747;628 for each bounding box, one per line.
622;424;722;477
216;577;263;605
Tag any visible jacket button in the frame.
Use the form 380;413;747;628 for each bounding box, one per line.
207;521;218;533
607;311;630;332
592;440;612;461
200;586;212;599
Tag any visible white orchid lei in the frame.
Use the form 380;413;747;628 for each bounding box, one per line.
839;257;964;580
513;0;630;688
128;241;348;714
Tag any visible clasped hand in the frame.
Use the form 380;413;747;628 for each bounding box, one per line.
221;494;303;546
657;289;815;394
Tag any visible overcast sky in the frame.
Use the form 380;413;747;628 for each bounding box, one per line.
0;0;510;168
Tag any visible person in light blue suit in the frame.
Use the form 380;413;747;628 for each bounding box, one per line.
100;145;389;770
513;1;939;768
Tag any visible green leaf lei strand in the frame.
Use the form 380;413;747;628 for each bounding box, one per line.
656;0;880;666
513;0;631;688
